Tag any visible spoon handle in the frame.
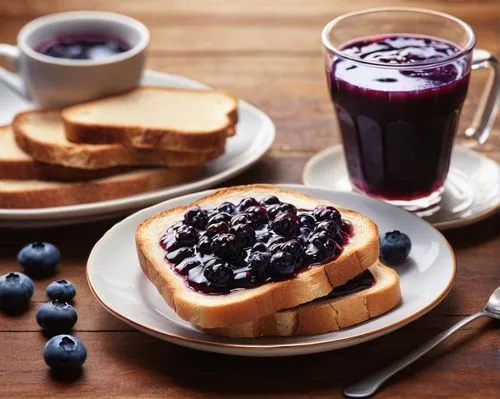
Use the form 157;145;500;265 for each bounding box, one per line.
344;311;490;398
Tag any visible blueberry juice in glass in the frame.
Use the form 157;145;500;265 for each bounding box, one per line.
325;34;471;209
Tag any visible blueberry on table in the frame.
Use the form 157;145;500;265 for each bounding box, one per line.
36;301;78;333
43;334;87;370
0;272;34;314
46;280;76;302
380;230;412;265
17;242;60;279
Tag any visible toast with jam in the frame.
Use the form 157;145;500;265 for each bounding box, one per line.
62;86;237;152
207;261;400;337
136;185;383;330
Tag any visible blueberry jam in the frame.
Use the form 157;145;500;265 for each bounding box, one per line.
35;34;130;60
160;196;353;294
327;35;470;201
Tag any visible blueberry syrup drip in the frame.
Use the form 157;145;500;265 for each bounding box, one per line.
35;34;130;60
160;197;354;295
325;269;374;299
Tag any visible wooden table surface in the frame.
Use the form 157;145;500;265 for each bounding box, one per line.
0;1;499;398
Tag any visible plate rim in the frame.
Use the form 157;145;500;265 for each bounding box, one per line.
303;145;500;231
86;184;457;355
0;69;276;222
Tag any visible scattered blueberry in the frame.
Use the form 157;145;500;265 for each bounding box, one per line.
0;272;34;314
46;280;76;302
36;301;78;333
17;242;60;279
380;230;411;265
203;260;234;288
43;334;87;370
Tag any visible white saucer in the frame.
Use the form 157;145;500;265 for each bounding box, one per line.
303;146;500;230
87;185;455;357
0;70;275;228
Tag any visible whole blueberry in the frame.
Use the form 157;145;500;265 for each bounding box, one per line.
166;247;195;265
43;335;87;370
278;203;297;215
237;197;258;213
313;205;341;223
0;272;34;314
211;233;243;261
46;280;76;302
175;225;199;246
207;212;232;226
17;242;60;279
230;214;254;227
266;204;282;220
230;223;255;248
205;221;230;238
281;239;304;263
197;236;212;255
259;195;280;206
203;260;234;288
218;202;236;215
252;242;267;252
271;213;300;238
244;206;269;227
380;230;412;265
36;301;78;333
269;251;297;277
183;206;208;229
298;213;315;229
298;227;312;244
248;251;271;279
305;245;327;264
315;220;340;237
309;231;337;255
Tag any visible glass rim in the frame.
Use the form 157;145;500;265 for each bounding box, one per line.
321;7;476;69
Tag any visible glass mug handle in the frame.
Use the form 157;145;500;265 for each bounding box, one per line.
466;49;500;144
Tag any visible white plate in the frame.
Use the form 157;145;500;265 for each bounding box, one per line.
303;145;500;230
0;70;275;228
87;184;456;357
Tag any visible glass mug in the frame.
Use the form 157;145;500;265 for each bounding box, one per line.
322;8;499;213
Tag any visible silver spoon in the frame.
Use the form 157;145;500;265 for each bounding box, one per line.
344;286;500;398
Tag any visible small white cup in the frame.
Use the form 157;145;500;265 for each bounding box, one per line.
0;11;149;107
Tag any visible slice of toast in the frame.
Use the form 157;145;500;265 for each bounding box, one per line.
136;185;379;329
0;125;130;181
62;87;238;152
206;262;401;337
14;110;224;169
0;167;203;208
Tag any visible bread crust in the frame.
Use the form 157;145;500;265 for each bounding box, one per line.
61;86;238;152
136;184;380;328
206;262;401;337
13;111;225;169
0;167;203;208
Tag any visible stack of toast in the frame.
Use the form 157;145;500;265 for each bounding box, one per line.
0;86;237;209
136;185;401;337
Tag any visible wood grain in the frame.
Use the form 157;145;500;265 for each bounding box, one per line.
0;1;499;398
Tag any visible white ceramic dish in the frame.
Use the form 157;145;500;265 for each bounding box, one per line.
87;184;456;357
303;145;500;230
0;70;275;228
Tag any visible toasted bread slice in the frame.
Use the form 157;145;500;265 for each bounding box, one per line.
0;167;203;208
13;110;224;169
207;262;400;337
136;185;379;329
0;125;130;181
62;87;238;152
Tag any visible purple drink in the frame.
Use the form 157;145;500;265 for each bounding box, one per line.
327;35;471;201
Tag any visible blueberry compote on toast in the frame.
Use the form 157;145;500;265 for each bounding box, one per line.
160;196;354;294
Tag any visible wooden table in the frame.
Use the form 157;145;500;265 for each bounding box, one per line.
0;1;499;397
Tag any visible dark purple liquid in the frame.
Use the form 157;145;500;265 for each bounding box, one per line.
35;34;130;60
328;35;470;201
